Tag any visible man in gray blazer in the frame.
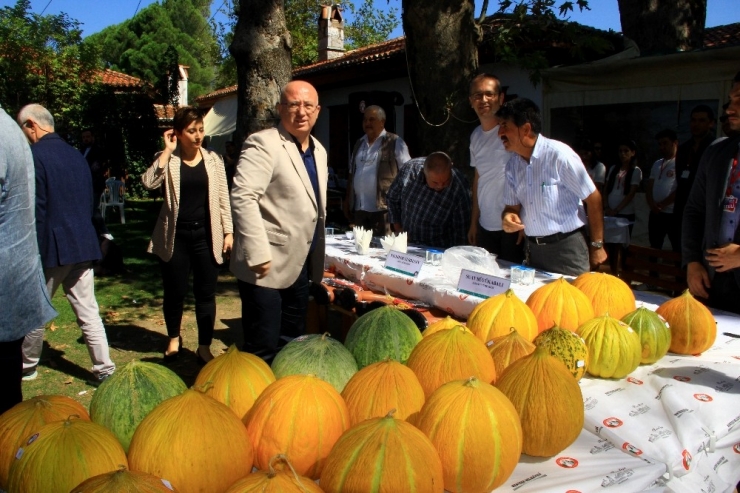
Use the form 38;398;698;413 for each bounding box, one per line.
230;81;327;362
683;71;740;313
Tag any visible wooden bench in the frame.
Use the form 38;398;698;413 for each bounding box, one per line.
619;245;687;294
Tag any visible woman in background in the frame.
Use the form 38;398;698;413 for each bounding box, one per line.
603;138;642;275
576;138;606;194
142;107;233;364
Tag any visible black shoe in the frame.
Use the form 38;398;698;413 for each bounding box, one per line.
163;336;182;362
196;346;213;366
88;373;112;388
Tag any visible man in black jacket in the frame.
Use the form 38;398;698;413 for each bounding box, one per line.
682;72;740;313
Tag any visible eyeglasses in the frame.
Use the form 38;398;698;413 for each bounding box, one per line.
281;101;318;113
470;91;499;101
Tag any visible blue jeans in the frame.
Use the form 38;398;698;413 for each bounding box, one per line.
238;261;309;362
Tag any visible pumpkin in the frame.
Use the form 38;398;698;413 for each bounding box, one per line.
656;290;717;355
487;328;536;377
90;361;187;452
526;278;595;332
532;326;589;380
128;389;253;493
344;305;422;368
572;271;636;318
576;315;642;379
194;344;275;419
496;347;584;457
223;455;324;493
71;466;177;492
244;374;349;479
422;316;463;338
272;333;358;392
320;410;444;493
7;417;127;493
0;395;89;490
621;307;672;364
415;378;522;492
406;325;496;397
341;359;425;425
466;289;538;342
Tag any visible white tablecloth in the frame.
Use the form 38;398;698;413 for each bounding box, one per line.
324;237;740;492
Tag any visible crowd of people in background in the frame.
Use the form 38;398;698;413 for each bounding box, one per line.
2;70;740;415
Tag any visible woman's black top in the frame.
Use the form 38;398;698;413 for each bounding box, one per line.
178;159;208;223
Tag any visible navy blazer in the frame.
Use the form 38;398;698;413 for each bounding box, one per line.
33;133;101;268
682;135;740;284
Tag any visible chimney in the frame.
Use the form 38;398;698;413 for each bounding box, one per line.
318;5;345;61
177;64;189;107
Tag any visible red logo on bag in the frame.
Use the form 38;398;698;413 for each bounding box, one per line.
694;393;713;402
673;376;691;382
682;450;692;470
733;443;740;454
626;377;643;385
406;279;413;285
445;307;454;314
458;294;468;300
556;457;579;468
565;491;582;493
622;442;643;455
603;417;623;428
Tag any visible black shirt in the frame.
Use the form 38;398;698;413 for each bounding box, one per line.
178;159;208;222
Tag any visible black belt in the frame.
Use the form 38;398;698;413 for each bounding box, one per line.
527;227;583;246
177;220;206;231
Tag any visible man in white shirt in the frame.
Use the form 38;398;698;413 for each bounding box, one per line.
647;129;680;252
467;73;524;263
344;105;411;236
498;98;607;276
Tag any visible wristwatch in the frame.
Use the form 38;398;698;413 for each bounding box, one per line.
590;240;604;249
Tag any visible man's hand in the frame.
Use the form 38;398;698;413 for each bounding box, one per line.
687;261;711;299
502;212;525;233
589;246;607;268
468;224;477;246
250;261;271;279
705;244;740;272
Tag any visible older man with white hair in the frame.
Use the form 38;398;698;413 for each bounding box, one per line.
344;105;411;236
17;103;115;385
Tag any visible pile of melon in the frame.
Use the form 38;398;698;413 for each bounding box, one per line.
0;273;718;492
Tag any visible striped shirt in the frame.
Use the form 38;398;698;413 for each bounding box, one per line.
387;158;471;248
504;135;595;237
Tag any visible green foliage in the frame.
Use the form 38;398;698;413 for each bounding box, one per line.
483;0;612;86
0;0;98;122
286;0;399;67
85;0;220;101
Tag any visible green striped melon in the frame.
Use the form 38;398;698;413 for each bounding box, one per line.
532;326;589;380
89;361;187;452
621;307;671;364
344;306;422;368
271;333;358;392
577;315;642;379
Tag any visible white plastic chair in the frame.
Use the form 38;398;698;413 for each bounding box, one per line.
99;177;126;224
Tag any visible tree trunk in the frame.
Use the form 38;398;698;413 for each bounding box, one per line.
617;0;706;54
229;0;293;144
402;0;480;171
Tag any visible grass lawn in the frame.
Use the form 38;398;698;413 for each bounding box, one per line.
21;199;244;409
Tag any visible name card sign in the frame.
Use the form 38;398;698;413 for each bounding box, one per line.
457;269;510;299
384;250;424;277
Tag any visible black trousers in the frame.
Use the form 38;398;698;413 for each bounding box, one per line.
238;261;309;362
477;225;525;264
0;337;24;415
159;224;220;346
708;271;740;315
648;211;681;252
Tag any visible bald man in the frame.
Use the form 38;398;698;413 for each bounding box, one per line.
230;81;328;363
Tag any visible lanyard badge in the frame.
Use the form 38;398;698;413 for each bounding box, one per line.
724;157;740;213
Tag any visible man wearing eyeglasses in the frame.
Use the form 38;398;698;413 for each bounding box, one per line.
468;73;523;263
230;80;327;363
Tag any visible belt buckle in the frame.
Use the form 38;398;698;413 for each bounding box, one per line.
534;236;546;245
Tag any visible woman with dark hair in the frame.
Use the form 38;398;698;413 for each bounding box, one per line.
142;106;233;364
576;139;606;194
603;139;642;274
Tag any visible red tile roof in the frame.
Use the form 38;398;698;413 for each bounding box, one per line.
704;23;740;49
154;104;176;120
96;69;144;88
196;84;237;103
